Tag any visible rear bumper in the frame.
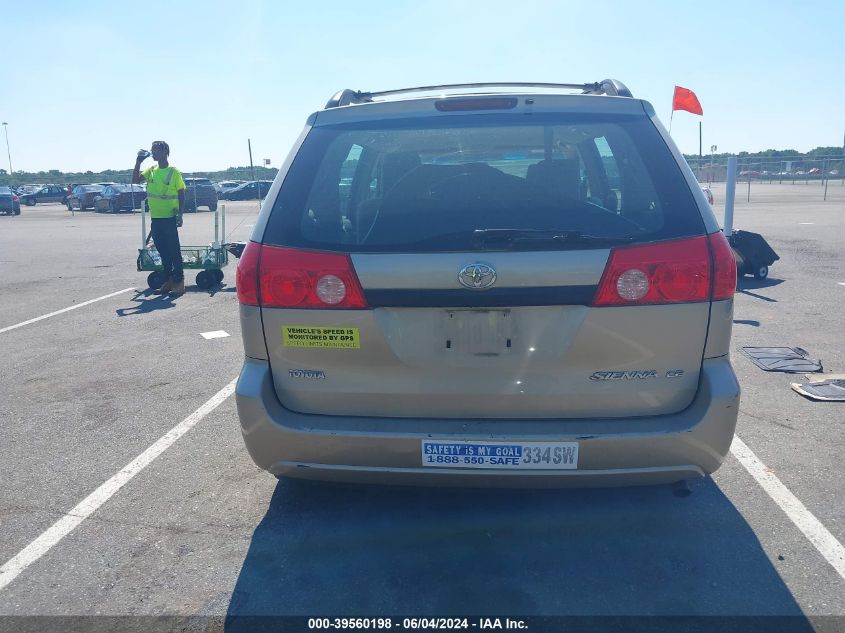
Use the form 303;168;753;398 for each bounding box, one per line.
235;357;740;488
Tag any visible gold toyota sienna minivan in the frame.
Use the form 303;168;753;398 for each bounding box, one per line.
234;80;740;487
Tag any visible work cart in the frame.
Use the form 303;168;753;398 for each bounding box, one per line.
137;204;230;290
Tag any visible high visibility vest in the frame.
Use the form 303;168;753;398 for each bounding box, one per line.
144;166;182;218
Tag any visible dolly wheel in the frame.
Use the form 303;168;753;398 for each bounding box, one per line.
196;270;213;289
213;269;224;284
147;271;167;289
753;265;769;280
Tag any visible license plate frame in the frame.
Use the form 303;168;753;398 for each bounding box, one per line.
421;441;579;470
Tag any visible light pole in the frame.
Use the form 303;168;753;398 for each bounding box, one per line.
2;122;11;176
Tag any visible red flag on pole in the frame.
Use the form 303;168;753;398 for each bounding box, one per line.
672;86;703;115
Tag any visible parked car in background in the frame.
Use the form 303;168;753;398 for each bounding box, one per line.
93;184;146;213
701;186;714;205
214;180;245;195
183;178;218;211
18;184;67;206
67;185;104;210
0;186;21;215
219;180;273;200
62;184;84;204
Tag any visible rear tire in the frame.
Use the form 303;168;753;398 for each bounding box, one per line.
209;201;218;212
213;269;224;283
753;265;769;280
25;198;36;206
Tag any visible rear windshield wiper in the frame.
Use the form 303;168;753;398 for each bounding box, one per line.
472;229;635;249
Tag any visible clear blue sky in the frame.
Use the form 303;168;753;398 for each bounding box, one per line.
2;0;843;173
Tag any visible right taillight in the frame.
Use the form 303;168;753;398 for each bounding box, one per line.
592;233;735;307
236;242;368;309
707;231;737;300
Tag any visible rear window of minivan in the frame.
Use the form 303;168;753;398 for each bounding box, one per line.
265;113;704;252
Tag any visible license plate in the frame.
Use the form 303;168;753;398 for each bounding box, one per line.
444;310;512;355
421;441;578;470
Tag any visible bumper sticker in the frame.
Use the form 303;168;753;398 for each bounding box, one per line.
283;326;360;349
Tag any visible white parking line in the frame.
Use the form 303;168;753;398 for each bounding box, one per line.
799;222;815;225
731;435;845;580
0;377;238;592
839;283;845;287
0;287;136;335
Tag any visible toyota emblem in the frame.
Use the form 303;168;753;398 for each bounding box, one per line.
458;263;497;289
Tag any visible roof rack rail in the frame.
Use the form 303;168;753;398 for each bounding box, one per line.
325;79;632;108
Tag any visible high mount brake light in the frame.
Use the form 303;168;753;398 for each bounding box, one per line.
236;242;368;309
434;97;518;112
592;233;735;307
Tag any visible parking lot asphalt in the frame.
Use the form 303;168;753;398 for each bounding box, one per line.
0;186;843;624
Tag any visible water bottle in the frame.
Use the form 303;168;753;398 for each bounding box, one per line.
150;248;162;266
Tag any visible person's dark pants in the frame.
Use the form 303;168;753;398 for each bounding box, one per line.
151;217;184;283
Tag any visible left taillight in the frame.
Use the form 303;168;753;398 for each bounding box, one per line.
236;242;368;309
259;245;368;309
236;241;261;306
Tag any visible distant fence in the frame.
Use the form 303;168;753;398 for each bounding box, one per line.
686;155;845;185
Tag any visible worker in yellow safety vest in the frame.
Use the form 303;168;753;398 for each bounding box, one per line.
132;141;187;296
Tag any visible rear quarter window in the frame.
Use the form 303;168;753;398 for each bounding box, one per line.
264;112;704;252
